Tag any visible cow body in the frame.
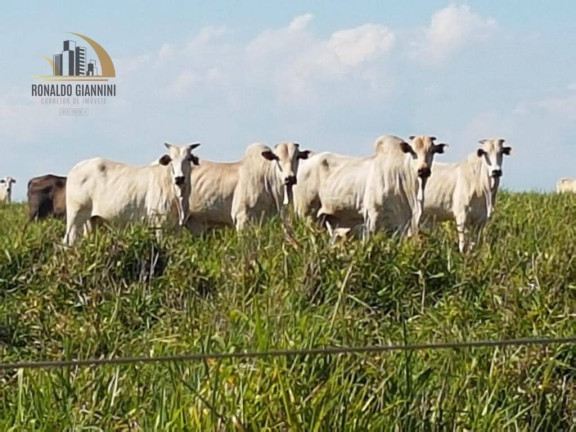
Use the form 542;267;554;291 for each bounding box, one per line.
0;176;16;203
187;161;241;232
27;174;67;220
295;135;447;239
186;142;309;233
293;152;361;225
63;143;200;246
423;138;511;252
556;178;576;193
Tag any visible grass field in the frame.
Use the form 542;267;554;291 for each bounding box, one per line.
0;191;575;430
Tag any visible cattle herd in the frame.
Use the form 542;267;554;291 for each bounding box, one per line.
0;135;574;252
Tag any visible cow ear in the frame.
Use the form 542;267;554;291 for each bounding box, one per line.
159;155;172;166
430;136;437;141
502;146;512;155
433;143;448;154
11;179;16;184
478;139;487;144
477;148;486;157
261;150;279;161
409;135;416;141
188;154;200;165
163;142;174;150
0;179;5;184
298;150;311;160
188;143;201;151
400;141;415;155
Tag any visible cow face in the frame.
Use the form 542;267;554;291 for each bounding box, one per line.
261;141;311;204
0;176;16;200
407;136;448;179
261;142;311;187
476;139;511;180
160;143;201;186
159;142;201;225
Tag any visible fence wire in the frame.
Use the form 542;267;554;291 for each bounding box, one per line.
1;336;575;371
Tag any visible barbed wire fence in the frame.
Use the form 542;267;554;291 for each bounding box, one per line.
1;335;575;371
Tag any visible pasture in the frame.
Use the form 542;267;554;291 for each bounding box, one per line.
0;191;575;430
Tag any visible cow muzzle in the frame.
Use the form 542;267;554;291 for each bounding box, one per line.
417;167;431;178
284;176;297;186
491;169;502;178
174;176;185;186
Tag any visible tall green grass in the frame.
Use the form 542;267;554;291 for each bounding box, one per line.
0;192;575;430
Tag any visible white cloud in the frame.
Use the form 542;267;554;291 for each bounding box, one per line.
515;95;576;117
158;43;175;59
539;96;576;116
288;13;314;32
246;14;315;58
166;70;200;96
110;16;397;106
412;4;496;65
328;24;395;66
244;16;396;103
190;26;228;45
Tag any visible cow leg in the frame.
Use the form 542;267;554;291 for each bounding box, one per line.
317;213;329;231
86;216;106;236
468;221;486;251
29;207;39;222
365;207;382;239
360;209;370;243
28;197;40;221
233;211;249;231
154;228;164;242
63;208;91;246
319;214;340;245
361;222;371;243
145;213;167;242
456;221;469;253
324;217;336;240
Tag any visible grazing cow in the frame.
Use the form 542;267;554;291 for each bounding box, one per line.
186;142;310;233
27;175;67;220
423;138;512;252
0;176;16;203
556;178;576;193
63;143;200;246
295;135;447;239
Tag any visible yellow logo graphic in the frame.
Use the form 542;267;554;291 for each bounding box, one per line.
35;33;115;82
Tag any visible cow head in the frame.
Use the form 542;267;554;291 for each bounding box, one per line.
407;136;448;179
159;142;201;225
0;176;16;202
261;141;311;205
476;139;511;184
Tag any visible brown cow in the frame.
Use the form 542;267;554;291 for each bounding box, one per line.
27;175;67;221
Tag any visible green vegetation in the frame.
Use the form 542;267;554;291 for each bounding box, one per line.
0;192;575;430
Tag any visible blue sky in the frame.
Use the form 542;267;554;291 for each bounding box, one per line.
1;1;575;199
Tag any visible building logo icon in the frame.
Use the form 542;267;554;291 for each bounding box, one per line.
35;33;115;81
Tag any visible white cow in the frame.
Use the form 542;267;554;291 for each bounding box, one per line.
556;178;576;193
294;153;362;225
423;138;511;252
63;143;200;246
295;135;447;239
0;176;16;203
186;141;310;233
